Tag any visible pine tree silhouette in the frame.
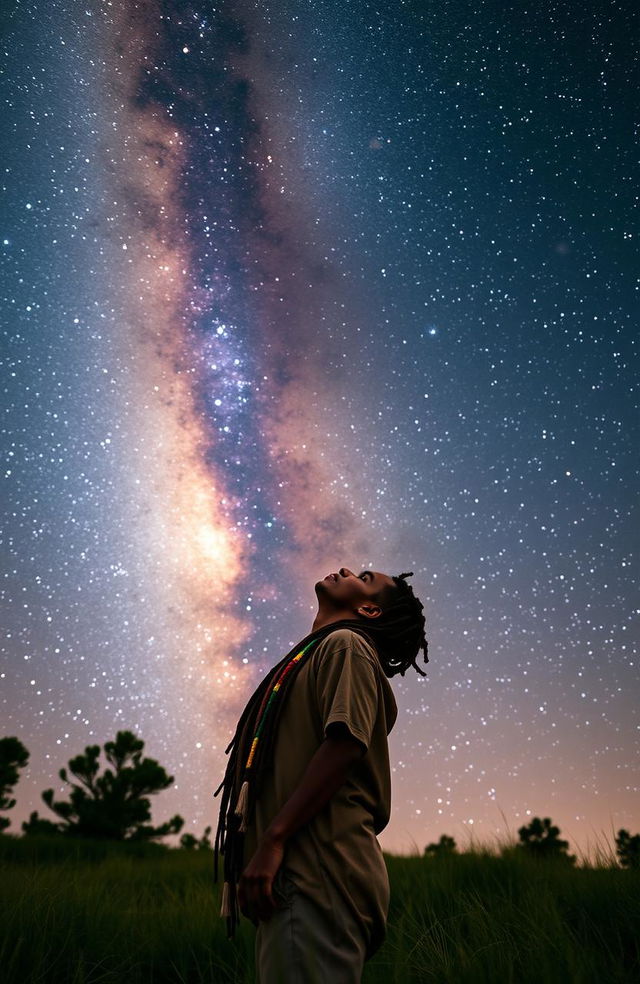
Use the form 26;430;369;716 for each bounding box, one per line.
22;730;184;841
424;834;457;857
0;737;30;832
615;829;640;869
180;824;212;850
517;816;575;863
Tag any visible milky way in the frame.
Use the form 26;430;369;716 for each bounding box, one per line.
2;0;638;857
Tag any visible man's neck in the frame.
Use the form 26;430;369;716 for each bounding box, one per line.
311;609;355;633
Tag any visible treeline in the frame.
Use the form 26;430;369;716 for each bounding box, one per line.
425;825;640;869
1;733;639;866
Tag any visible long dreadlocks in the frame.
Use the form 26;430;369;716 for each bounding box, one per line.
213;571;428;936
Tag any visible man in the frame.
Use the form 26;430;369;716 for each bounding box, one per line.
214;566;428;983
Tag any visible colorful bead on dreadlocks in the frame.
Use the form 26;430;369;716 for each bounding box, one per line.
232;637;318;834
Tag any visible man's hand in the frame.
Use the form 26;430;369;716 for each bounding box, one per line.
238;831;285;923
238;729;363;923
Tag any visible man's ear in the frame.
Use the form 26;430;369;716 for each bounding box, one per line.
357;603;382;620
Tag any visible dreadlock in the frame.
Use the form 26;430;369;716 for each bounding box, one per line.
213;571;428;937
359;571;429;677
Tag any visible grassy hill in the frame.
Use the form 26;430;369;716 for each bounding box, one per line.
1;834;638;983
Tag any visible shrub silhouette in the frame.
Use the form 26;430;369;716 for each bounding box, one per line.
22;730;184;841
424;834;457;857
615;828;640;869
0;737;30;832
180;824;212;850
517;816;575;863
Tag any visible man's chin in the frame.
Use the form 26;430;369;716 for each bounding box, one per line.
315;578;337;598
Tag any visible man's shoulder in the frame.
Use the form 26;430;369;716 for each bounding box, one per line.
316;627;379;663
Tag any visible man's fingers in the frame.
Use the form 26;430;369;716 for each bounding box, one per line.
254;876;273;920
241;875;277;923
258;883;277;921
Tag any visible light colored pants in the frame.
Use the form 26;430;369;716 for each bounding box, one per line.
254;869;367;984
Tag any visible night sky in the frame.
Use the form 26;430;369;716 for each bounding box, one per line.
2;0;638;859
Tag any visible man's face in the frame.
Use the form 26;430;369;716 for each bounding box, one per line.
315;566;396;616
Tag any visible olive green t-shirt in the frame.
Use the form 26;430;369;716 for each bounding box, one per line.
243;627;398;957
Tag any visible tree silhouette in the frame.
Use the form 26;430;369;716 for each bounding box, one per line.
180;824;212;850
22;730;184;841
517;816;575;863
424;834;457;857
0;736;30;832
21;811;61;836
615;829;640;869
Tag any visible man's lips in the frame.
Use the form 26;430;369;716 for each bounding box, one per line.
324;572;339;582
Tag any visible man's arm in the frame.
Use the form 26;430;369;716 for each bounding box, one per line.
238;724;364;923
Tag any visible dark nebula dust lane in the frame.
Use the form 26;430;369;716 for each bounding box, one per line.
2;0;638;855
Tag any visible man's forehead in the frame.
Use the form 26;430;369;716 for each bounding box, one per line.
378;571;396;587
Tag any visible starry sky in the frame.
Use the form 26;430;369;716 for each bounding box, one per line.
2;0;638;859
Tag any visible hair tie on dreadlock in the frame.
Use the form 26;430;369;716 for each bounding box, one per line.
234;780;250;832
220;881;231;917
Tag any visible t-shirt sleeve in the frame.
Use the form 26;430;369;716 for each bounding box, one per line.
315;633;378;751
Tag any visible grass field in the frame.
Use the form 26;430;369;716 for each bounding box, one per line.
1;834;639;983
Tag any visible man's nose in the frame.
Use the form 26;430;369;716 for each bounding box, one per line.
339;567;353;578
